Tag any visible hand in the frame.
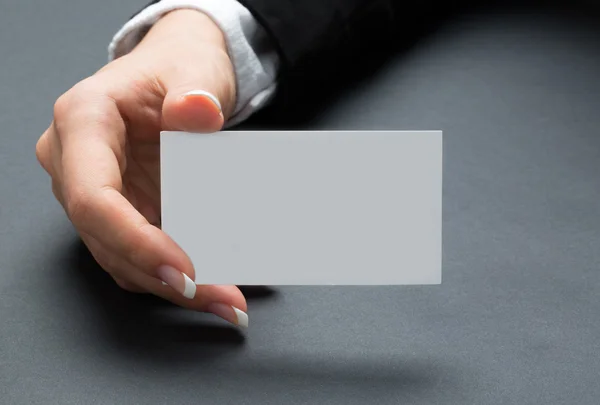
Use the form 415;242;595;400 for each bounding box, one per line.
36;10;248;327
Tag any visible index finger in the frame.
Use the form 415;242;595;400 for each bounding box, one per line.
55;88;197;299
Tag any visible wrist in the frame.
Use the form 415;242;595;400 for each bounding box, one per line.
107;1;278;126
128;8;237;118
136;9;228;56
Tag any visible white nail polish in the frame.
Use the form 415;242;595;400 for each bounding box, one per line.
233;307;249;328
183;90;222;111
206;303;249;328
182;273;196;299
156;265;196;299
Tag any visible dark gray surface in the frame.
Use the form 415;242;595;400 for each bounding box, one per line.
2;1;600;404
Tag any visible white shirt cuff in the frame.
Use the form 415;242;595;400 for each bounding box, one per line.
108;0;279;127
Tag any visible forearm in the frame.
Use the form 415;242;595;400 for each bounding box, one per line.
138;9;227;51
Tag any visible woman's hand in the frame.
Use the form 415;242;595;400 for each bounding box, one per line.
35;9;248;327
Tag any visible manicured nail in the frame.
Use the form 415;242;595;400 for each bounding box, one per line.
207;303;249;328
156;265;196;299
183;90;222;115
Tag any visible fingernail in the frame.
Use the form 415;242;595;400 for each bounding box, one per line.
182;90;222;114
207;303;249;328
156;265;196;299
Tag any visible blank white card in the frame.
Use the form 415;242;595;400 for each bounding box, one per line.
160;130;442;285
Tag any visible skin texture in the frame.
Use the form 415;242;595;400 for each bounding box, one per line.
35;9;247;317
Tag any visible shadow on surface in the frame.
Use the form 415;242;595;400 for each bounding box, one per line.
221;352;466;401
236;353;454;385
48;240;461;399
47;238;464;398
238;285;279;299
54;239;280;362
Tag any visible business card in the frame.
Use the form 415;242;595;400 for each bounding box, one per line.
161;130;442;285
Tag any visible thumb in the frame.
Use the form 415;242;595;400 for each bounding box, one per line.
160;58;236;133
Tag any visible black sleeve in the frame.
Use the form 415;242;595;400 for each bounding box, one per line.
133;0;454;120
236;0;399;69
135;0;408;68
235;0;455;122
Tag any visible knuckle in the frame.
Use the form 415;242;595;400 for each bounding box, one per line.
35;139;42;161
53;79;114;125
113;277;129;290
114;278;139;293
70;77;106;100
53;93;71;120
123;224;152;268
35;136;47;167
124;232;145;266
81;235;112;269
84;239;125;285
95;252;119;276
89;248;110;271
65;191;94;227
35;129;54;170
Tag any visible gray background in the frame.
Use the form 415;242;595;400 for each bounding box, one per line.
1;1;600;404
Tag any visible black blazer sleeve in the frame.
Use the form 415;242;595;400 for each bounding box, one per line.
136;0;409;68
235;0;454;119
134;0;452;118
236;0;400;69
